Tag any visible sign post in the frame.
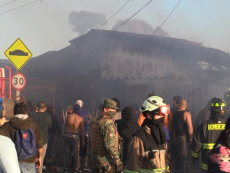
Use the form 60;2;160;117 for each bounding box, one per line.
4;38;32;101
4;38;32;71
12;72;26;101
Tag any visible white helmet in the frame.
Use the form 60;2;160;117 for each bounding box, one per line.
140;96;170;115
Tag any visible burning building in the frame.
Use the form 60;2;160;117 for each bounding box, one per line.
21;29;230;121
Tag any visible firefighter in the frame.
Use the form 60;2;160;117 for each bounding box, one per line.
124;96;170;173
193;99;212;131
191;97;226;173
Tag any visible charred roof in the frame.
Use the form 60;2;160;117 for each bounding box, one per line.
22;29;230;80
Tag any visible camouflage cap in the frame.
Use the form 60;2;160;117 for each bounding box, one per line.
104;98;118;109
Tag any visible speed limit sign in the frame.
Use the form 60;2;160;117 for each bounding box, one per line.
12;72;26;90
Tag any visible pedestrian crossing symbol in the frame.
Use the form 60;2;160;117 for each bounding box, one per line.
4;38;33;71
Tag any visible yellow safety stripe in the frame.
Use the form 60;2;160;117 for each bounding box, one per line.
191;151;199;158
211;102;225;106
140;168;166;173
203;143;215;149
202;163;208;170
208;124;225;130
141;170;161;173
124;168;168;173
124;169;138;173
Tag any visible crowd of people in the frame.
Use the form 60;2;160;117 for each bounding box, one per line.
0;94;230;173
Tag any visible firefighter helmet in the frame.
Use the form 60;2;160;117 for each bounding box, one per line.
140;96;170;115
210;97;226;114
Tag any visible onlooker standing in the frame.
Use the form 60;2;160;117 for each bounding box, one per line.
0;102;44;173
67;106;73;115
64;104;85;173
29;101;52;173
115;106;140;165
0;135;21;173
112;98;122;122
76;100;90;171
46;105;62;165
171;99;193;173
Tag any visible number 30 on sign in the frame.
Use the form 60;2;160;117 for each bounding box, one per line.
12;72;26;90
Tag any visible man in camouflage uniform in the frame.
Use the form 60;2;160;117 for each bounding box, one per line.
90;99;123;173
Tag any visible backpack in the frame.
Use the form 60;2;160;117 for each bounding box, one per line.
15;128;37;159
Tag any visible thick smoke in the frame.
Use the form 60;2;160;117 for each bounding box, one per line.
69;11;106;36
112;19;169;37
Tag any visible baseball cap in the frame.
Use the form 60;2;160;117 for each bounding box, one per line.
76;100;84;108
104;99;118;109
0;97;4;111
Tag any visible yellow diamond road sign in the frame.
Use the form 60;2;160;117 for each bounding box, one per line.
4;38;32;71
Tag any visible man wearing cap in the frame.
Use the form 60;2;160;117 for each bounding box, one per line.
76;100;90;171
90;99;123;173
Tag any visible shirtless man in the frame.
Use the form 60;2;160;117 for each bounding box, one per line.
170;99;193;173
64;104;85;173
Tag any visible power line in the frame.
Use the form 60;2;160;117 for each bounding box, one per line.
153;0;182;36
113;0;153;31
0;0;17;8
98;0;130;29
0;0;42;15
108;0;182;69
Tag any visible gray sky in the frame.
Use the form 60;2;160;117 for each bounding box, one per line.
1;0;230;58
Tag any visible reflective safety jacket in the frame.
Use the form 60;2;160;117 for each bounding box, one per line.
190;117;226;171
124;126;170;173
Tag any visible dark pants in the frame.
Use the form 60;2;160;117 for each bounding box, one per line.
64;135;80;172
80;136;88;157
171;136;189;173
47;133;55;158
92;166;115;173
